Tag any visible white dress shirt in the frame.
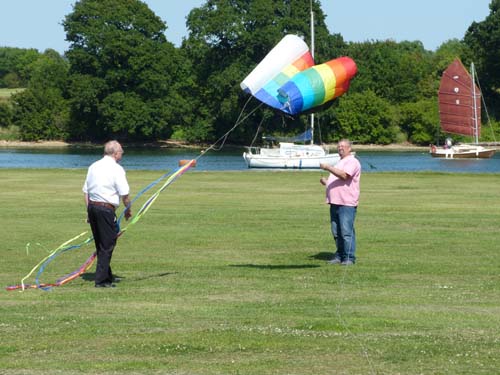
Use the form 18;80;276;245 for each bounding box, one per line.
82;155;129;207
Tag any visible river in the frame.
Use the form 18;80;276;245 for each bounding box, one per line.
0;146;500;173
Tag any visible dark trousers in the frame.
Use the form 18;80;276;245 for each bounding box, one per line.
88;205;118;285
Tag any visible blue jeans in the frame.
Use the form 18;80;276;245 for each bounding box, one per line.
330;204;357;262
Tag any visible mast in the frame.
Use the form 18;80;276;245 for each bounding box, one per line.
309;1;315;145
471;62;479;144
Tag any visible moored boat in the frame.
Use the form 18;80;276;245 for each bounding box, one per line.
243;142;340;169
430;59;495;159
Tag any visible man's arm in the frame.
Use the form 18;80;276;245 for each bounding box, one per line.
122;195;132;220
320;163;349;180
83;193;89;223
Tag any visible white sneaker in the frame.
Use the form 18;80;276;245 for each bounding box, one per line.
328;258;342;265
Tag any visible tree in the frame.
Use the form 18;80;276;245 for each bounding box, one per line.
398;99;439;145
464;0;500;116
434;39;471;73
346;40;434;104
63;0;192;141
0;102;13;127
0;47;40;88
12;49;70;140
330;90;397;144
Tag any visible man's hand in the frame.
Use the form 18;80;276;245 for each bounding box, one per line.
122;195;131;220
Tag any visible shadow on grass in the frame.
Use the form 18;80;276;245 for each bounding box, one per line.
81;272;95;282
81;272;176;283
131;272;177;282
309;252;333;261
230;264;320;270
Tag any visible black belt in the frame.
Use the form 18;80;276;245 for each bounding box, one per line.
89;201;115;210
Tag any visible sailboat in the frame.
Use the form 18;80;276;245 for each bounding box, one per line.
243;129;340;169
430;58;495;159
241;7;356;169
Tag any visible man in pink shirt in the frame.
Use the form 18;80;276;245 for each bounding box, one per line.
320;139;361;265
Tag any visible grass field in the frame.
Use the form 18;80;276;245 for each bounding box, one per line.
0;88;24;102
1;169;499;374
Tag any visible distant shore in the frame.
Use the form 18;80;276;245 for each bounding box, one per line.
0;140;74;148
350;143;428;152
0;139;429;151
0;139;196;149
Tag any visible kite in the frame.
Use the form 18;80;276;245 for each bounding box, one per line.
240;34;357;116
6;160;196;291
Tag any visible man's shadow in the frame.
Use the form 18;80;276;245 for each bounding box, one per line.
308;252;332;261
230;264;320;270
81;272;175;283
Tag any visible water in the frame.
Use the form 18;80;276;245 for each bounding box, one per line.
357;151;500;173
0;147;500;173
0;147;240;171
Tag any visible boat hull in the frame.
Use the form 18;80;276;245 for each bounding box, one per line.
430;144;495;159
243;142;342;169
243;152;340;169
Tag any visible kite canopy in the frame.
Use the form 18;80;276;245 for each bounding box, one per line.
240;34;357;116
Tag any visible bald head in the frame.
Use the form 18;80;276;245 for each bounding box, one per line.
104;140;124;161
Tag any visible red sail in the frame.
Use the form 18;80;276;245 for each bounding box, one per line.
438;59;481;137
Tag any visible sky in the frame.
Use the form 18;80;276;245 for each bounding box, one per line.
0;0;492;54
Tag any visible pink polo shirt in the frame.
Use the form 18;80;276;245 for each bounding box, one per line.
325;154;361;207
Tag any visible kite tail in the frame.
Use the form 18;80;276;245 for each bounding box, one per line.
118;159;195;235
6;160;196;291
6;252;97;291
5;232;89;291
35;236;94;288
55;252;97;286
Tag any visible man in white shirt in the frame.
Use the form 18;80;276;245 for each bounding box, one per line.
83;140;131;288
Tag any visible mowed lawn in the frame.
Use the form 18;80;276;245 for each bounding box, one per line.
0;88;24;103
1;168;499;375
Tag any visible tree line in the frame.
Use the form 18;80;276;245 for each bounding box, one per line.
1;0;500;146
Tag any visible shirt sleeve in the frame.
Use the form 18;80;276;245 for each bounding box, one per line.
342;157;360;177
115;167;130;196
82;170;89;193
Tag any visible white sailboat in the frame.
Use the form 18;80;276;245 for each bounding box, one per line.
430;59;495;159
241;6;353;169
243;140;340;169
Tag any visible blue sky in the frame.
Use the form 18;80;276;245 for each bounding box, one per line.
0;0;492;53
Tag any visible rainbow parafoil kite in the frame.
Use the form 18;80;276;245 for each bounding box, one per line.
240;34;357;116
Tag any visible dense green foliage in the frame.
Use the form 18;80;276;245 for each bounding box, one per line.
1;0;500;144
1;170;500;374
0;47;39;88
62;0;193;141
0;101;13;127
464;0;500;117
0;89;23;133
12;50;70;140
